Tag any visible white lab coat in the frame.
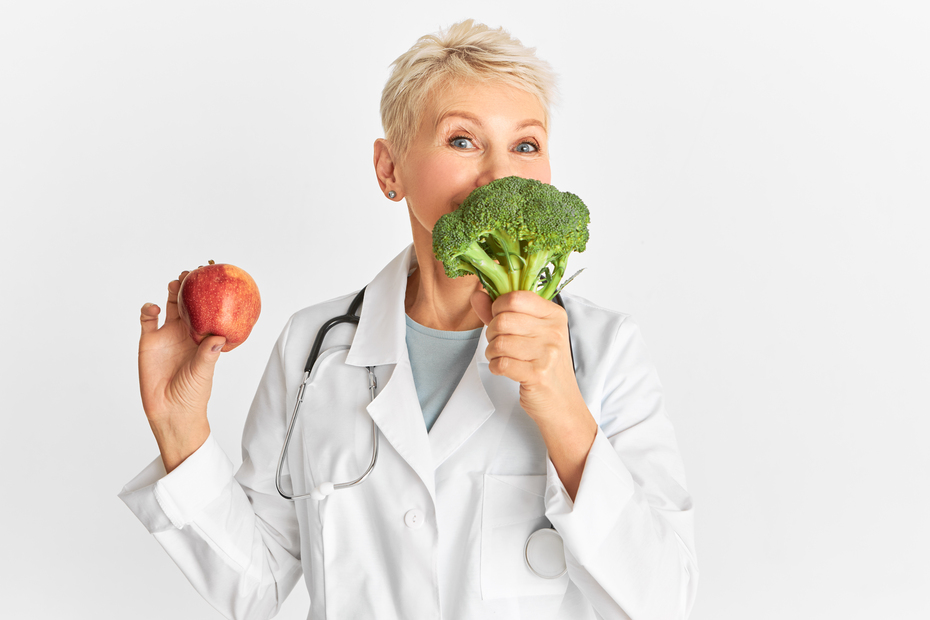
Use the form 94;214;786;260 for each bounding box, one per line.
120;245;698;620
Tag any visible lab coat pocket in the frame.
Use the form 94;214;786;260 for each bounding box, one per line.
480;474;570;600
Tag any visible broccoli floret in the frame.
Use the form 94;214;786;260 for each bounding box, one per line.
432;176;590;301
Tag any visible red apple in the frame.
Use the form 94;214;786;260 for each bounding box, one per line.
177;260;261;352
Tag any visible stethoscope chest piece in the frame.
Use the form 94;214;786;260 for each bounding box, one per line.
524;528;567;579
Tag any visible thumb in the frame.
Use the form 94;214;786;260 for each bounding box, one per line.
190;335;226;380
470;290;493;325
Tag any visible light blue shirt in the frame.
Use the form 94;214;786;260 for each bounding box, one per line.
404;315;482;432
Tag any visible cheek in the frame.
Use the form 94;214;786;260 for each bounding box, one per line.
404;157;475;229
416;157;473;203
528;160;551;185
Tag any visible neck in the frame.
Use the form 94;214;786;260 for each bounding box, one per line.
405;227;485;332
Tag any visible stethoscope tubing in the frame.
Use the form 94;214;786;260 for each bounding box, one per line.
276;288;374;501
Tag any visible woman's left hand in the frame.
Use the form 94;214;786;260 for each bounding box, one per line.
470;290;588;426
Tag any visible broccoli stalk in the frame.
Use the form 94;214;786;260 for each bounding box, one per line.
432;176;590;302
521;249;567;299
452;241;509;299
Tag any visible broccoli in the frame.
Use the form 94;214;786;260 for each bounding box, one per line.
431;176;590;301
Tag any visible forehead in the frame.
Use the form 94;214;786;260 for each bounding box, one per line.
422;78;548;131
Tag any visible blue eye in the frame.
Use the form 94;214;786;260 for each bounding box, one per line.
451;137;474;149
515;141;538;153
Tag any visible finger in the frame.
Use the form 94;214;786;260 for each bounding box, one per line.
140;303;161;335
189;335;226;382
486;317;569;370
491;290;560;319
486;309;543;341
485;332;536;365
470;290;493;325
488;355;536;383
165;275;186;322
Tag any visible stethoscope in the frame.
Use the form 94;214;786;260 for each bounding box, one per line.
275;287;374;502
275;286;571;579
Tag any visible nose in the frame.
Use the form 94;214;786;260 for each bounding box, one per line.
475;148;514;188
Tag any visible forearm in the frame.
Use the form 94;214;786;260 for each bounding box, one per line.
535;402;598;501
119;434;302;619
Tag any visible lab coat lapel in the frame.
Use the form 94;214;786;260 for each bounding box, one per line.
365;360;436;501
428;330;497;468
345;245;436;501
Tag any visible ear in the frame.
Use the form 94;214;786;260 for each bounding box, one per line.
373;139;402;200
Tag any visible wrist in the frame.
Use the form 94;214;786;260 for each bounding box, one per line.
151;419;210;474
535;408;597;454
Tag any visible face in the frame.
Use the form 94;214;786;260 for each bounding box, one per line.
390;80;551;240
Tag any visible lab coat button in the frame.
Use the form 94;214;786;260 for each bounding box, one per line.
404;509;425;529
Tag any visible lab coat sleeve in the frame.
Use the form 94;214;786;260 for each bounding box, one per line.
544;315;698;620
119;317;303;620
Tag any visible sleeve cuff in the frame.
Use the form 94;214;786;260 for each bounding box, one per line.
544;427;635;565
118;434;235;532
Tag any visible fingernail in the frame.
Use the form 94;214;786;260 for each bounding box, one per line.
212;344;223;352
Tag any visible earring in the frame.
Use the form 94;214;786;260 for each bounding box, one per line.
388;191;396;199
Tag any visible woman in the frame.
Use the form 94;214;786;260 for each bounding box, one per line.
123;20;698;620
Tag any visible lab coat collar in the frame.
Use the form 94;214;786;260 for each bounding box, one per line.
344;244;416;368
344;244;490;368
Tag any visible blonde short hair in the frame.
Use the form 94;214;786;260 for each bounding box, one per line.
380;19;558;156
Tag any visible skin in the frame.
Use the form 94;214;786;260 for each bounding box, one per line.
139;78;597;499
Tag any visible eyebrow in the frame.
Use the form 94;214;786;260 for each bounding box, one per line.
437;112;547;133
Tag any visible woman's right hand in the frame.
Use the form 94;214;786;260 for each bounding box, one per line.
138;272;226;473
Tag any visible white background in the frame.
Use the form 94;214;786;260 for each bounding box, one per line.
1;1;927;619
